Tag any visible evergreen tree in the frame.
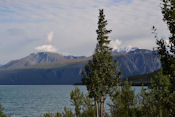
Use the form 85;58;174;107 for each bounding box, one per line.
139;71;170;117
153;0;175;116
0;105;8;117
70;87;96;117
139;86;156;117
82;9;121;117
110;79;136;117
70;88;84;117
149;70;170;117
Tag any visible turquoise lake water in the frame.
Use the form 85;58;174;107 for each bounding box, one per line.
0;85;143;117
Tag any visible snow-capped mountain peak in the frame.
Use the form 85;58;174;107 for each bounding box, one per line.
113;47;139;53
112;47;153;54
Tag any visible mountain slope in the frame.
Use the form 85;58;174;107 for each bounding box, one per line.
0;61;86;85
0;49;161;85
116;52;160;77
1;52;85;69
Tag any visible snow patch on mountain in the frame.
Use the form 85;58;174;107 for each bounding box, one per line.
113;47;140;54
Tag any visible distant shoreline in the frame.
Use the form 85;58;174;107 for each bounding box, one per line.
74;82;149;86
0;83;148;86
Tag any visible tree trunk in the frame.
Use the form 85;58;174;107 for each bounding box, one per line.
158;105;161;117
96;101;99;117
100;96;104;117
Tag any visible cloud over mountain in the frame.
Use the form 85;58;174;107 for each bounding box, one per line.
0;0;169;64
111;39;122;50
35;45;57;52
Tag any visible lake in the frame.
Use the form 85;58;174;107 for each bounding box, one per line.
0;85;143;117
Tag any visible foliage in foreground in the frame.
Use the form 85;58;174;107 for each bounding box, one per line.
109;79;137;117
43;88;96;117
43;107;74;117
0;105;8;117
43;77;172;117
43;67;174;117
153;0;175;116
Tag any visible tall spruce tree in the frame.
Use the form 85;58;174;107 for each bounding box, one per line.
153;0;175;116
82;9;121;117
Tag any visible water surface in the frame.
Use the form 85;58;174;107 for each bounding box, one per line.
0;85;142;117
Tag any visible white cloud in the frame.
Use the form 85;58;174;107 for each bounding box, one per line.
47;32;54;42
0;0;170;64
126;45;133;50
110;39;122;50
165;39;170;45
35;45;57;52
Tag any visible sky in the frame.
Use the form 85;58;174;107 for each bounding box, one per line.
0;0;169;64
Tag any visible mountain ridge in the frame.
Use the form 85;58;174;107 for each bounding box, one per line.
0;52;86;70
0;48;161;85
0;48;157;69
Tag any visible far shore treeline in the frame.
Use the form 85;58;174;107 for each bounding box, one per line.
74;71;157;86
0;0;175;117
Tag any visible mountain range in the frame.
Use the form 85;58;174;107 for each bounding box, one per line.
0;48;161;85
1;52;86;69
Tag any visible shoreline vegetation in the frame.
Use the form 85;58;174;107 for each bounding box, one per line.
74;82;149;86
74;83;149;86
74;71;157;86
